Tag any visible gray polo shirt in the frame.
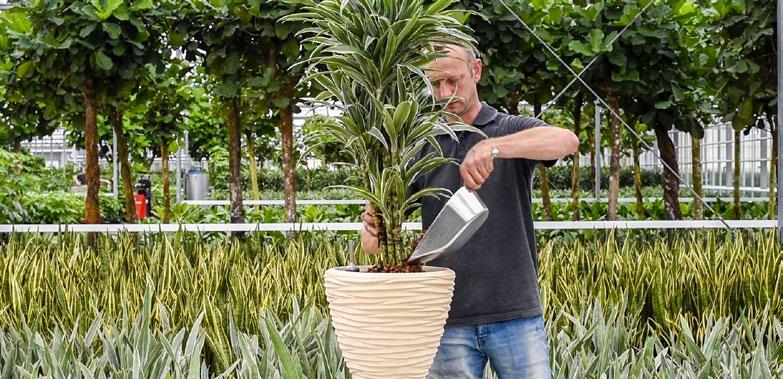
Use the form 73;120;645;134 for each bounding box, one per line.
410;103;555;326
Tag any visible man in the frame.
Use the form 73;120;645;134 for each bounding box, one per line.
360;43;579;378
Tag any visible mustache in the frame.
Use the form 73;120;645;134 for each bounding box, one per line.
442;96;465;104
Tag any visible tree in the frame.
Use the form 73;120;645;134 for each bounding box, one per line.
178;0;264;228
178;0;308;229
135;62;191;222
562;0;712;220
711;0;775;218
566;93;588;221
241;99;277;203
564;1;642;220
250;1;309;224
185;85;225;162
7;0;171;224
0;9;63;151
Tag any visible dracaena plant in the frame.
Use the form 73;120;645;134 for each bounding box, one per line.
286;0;481;268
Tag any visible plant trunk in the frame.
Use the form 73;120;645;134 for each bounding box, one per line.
538;170;552;220
631;134;645;219
606;95;622;221
570;153;581;220
161;142;171;223
83;79;101;224
246;132;261;206
691;135;704;220
769;122;777;217
533;103;552;220
570;96;583;221
268;46;297;225
280;102;297;224
652;122;682;220
12;139;21;153
109;108;137;223
733;128;741;219
226;97;246;233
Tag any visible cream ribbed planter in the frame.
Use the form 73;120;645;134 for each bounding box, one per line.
324;266;455;379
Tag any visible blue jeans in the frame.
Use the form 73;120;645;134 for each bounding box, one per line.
428;316;551;379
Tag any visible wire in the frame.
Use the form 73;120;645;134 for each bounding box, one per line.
531;1;654;201
499;0;733;231
535;0;656;119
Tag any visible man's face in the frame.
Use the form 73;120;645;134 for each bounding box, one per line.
426;46;482;119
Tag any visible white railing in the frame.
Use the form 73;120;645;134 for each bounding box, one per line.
0;220;774;233
184;196;769;207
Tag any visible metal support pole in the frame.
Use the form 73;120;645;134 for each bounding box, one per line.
49;134;53;167
725;124;733;188
594;100;602;200
184;130;190;171
176;142;183;203
112;129;118;198
777;0;783;241
761;135;768;190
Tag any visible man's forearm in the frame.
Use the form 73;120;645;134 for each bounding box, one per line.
486;126;579;161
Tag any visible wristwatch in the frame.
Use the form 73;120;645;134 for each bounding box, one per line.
490;146;500;159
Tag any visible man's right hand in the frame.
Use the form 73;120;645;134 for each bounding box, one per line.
360;203;382;254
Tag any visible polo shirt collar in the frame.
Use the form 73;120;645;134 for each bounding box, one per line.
472;102;498;127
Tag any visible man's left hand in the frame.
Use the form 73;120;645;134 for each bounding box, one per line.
460;140;495;190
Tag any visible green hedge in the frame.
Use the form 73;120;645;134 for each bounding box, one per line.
246;165;662;194
257;168;362;192
534;165;663;191
1;193;125;224
241;165;661;195
0;149;122;224
225;165;663;196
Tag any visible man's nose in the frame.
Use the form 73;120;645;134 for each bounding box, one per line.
438;83;456;99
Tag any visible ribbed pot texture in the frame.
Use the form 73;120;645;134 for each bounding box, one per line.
323;266;456;379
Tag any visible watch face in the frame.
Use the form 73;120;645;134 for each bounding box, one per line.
491;147;499;158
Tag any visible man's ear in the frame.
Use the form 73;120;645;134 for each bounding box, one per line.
471;59;482;83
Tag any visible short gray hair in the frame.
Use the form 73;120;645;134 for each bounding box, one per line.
433;42;479;65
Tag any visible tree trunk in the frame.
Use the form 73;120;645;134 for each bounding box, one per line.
533;103;552;220
83;79;101;224
691;135;703;220
733;128;741;219
280;103;297;224
267;45;297;225
769;122;777;217
570;96;583;221
538;166;552;220
161;142;171;222
226;96;246;232
652;122;682;220
246;132;261;205
12;139;21;153
606;95;622;221
631;133;645;219
109;108;137;223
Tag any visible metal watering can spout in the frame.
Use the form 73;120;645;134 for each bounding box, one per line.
407;187;489;265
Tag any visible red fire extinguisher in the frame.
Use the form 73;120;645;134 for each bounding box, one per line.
134;193;147;220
